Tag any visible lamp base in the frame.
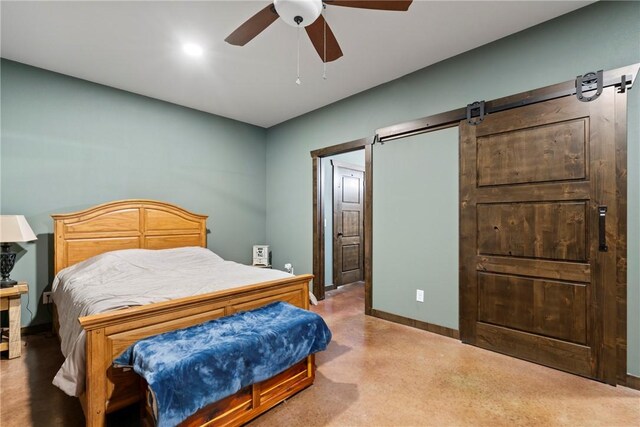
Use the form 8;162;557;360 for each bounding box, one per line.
0;279;18;288
1;243;18;288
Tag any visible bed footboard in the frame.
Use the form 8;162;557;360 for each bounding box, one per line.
79;274;313;427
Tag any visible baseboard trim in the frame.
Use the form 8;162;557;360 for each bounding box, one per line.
370;309;460;340
624;374;640;390
21;322;53;336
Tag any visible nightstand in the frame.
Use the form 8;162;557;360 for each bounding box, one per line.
0;282;28;359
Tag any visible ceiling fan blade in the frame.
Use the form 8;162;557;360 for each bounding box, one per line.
324;1;413;11
225;4;279;46
305;15;343;63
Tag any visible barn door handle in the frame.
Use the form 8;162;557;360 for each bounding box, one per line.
598;206;608;252
337;233;343;238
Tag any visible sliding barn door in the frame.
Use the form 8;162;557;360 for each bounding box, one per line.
459;87;617;383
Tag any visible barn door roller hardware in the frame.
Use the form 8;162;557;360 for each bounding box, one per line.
466;101;485;125
576;70;603;102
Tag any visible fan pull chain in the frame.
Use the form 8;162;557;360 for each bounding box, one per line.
296;26;301;85
322;5;327;80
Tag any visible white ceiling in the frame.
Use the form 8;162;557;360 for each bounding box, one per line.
1;1;593;128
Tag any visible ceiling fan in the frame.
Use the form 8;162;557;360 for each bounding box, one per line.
225;0;413;63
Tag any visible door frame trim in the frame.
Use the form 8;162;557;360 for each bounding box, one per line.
311;137;373;313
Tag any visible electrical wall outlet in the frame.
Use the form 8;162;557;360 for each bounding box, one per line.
43;291;53;305
416;289;424;303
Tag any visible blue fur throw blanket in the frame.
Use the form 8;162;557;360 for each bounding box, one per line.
114;301;331;427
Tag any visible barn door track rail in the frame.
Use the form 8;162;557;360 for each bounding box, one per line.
375;63;638;142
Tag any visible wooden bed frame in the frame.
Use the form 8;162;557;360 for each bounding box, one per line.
52;200;315;427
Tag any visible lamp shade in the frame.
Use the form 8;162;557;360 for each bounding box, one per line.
0;215;37;242
274;0;323;27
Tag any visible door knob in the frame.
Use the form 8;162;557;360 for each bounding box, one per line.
337;233;343;237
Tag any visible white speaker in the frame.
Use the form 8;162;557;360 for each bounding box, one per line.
252;245;270;266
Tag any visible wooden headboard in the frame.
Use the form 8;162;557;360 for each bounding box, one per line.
52;199;208;275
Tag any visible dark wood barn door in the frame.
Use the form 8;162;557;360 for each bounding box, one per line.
459;87;617;383
333;161;365;287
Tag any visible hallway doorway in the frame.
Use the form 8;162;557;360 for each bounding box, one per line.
311;138;372;312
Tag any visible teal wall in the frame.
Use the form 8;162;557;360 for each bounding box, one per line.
265;1;640;375
373;128;459;328
321;150;365;286
1;59;268;326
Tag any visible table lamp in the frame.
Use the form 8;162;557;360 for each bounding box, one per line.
0;215;37;288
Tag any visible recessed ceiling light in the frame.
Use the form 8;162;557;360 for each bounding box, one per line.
183;43;203;57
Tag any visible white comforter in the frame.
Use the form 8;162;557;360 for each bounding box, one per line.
51;246;292;397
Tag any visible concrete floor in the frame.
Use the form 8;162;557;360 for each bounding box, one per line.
1;282;639;426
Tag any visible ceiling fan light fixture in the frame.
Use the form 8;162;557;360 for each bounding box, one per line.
274;0;323;27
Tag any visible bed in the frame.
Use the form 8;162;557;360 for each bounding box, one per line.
50;200;315;427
